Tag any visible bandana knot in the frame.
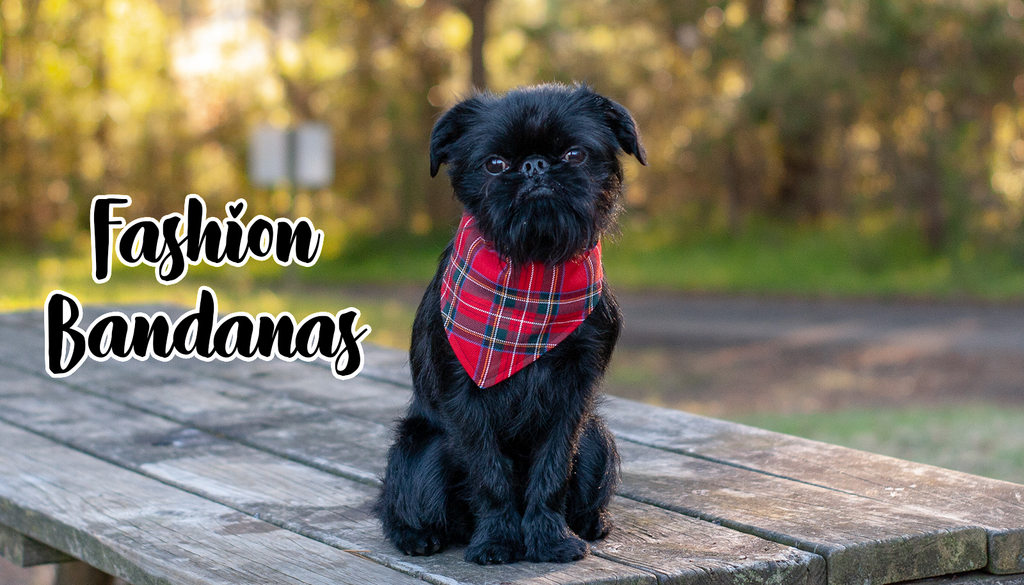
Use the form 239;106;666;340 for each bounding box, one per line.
440;214;603;388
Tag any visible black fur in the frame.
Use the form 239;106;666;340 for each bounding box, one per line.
375;83;645;565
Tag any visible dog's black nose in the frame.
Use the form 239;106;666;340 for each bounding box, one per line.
519;157;549;177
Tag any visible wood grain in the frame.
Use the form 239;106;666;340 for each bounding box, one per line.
22;351;988;585
190;339;1024;578
2;310;1018;584
904;571;1024;585
593;498;824;585
616;441;987;585
601;396;1024;574
0;364;827;585
0;421;421;585
53;358;396;485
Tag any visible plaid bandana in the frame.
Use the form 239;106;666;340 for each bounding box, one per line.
440;214;603;388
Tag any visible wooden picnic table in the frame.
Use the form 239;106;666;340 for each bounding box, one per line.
1;306;1024;585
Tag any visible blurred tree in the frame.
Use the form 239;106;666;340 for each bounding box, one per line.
461;0;491;89
850;0;1024;251
2;0;1024;262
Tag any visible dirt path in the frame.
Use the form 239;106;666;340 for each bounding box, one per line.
608;293;1024;417
327;285;1024;417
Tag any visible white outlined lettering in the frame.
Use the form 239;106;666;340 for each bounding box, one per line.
56;195;365;383
91;195;132;284
43;287;371;380
94;194;324;285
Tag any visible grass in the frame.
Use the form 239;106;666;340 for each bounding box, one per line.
301;229;451;285
604;218;1024;299
0;253;418;348
300;217;1024;300
12;215;1024;302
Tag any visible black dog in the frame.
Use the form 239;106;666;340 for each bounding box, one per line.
375;84;645;565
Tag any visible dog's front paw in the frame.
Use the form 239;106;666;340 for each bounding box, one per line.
465;537;523;565
526;533;589;563
572;511;613;541
393;526;446;556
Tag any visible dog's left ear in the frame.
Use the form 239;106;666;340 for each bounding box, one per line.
600;97;647;166
430;96;483;177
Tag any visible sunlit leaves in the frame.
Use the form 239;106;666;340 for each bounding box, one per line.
3;0;1024;260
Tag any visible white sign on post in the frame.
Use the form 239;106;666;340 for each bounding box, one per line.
294;122;334;189
248;125;289;187
247;122;334;189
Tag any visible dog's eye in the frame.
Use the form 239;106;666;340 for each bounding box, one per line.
484;157;509;175
562;149;586;164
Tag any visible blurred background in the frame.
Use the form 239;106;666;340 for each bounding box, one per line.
2;0;1024;504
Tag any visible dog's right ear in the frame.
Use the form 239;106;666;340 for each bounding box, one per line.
602;98;647;166
430;97;482;177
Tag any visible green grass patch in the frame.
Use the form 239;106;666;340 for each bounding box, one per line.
731;405;1024;484
0;253;416;349
301;229;451;285
602;219;1024;299
289;218;1024;300
10;217;1024;300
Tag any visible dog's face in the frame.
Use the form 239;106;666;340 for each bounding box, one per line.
429;84;646;266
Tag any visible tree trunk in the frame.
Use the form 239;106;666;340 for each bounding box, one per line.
464;0;491;90
775;130;822;219
920;133;946;253
724;139;746;235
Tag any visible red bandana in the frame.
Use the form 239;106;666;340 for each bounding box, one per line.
440;214;603;388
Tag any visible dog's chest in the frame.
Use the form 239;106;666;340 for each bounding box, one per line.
467;361;586;438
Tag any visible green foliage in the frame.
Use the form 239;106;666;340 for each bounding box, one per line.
3;0;1024;273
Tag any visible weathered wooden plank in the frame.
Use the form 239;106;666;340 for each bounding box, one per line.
0;306;411;397
116;349;414;427
21;352;989;585
196;341;1024;578
0;523;73;567
0;421;422;585
180;356;408;411
601;396;1024;575
0;365;827;585
0;309;411;426
0;367;653;585
359;343;415;387
593;498;824;585
206;368;409;434
52;359;394;484
0;308;389;472
86;349;996;585
0;314;401;483
616;440;987;585
0;312;1005;584
904;572;1024;585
